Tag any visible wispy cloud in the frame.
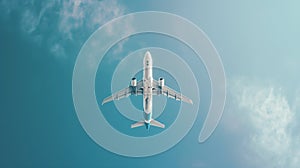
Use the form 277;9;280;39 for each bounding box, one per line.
21;1;57;34
1;0;128;60
58;0;126;40
226;77;300;168
50;43;67;60
0;0;17;18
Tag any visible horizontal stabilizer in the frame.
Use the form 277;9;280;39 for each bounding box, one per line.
150;119;165;128
131;120;144;128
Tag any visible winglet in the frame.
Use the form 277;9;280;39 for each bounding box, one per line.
102;96;113;105
102;99;107;106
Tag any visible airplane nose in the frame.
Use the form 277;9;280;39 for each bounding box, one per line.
144;51;152;66
145;51;151;59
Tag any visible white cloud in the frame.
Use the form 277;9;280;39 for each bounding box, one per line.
21;1;56;34
1;0;128;59
21;9;39;33
58;0;126;40
57;0;129;59
226;78;300;168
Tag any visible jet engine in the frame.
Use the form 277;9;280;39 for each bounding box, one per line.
131;77;137;87
159;77;164;88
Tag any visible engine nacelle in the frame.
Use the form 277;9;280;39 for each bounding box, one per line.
131;77;137;87
159;77;164;88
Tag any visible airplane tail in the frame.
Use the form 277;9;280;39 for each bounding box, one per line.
131;119;165;129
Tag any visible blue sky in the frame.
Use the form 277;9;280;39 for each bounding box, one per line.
1;0;300;167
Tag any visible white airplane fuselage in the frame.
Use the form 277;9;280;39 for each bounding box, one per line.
143;52;153;129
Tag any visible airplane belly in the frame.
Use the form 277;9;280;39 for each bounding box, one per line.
143;94;152;114
143;67;152;80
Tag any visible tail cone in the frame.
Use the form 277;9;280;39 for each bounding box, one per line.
145;123;150;130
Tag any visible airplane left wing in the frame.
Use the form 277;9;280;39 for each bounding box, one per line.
102;80;143;105
152;79;193;104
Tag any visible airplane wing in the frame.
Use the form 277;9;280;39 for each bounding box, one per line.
152;79;193;104
102;80;143;105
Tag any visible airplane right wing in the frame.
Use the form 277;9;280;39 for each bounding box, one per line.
152;79;193;104
102;80;143;105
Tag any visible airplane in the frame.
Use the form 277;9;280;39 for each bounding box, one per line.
102;51;193;130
